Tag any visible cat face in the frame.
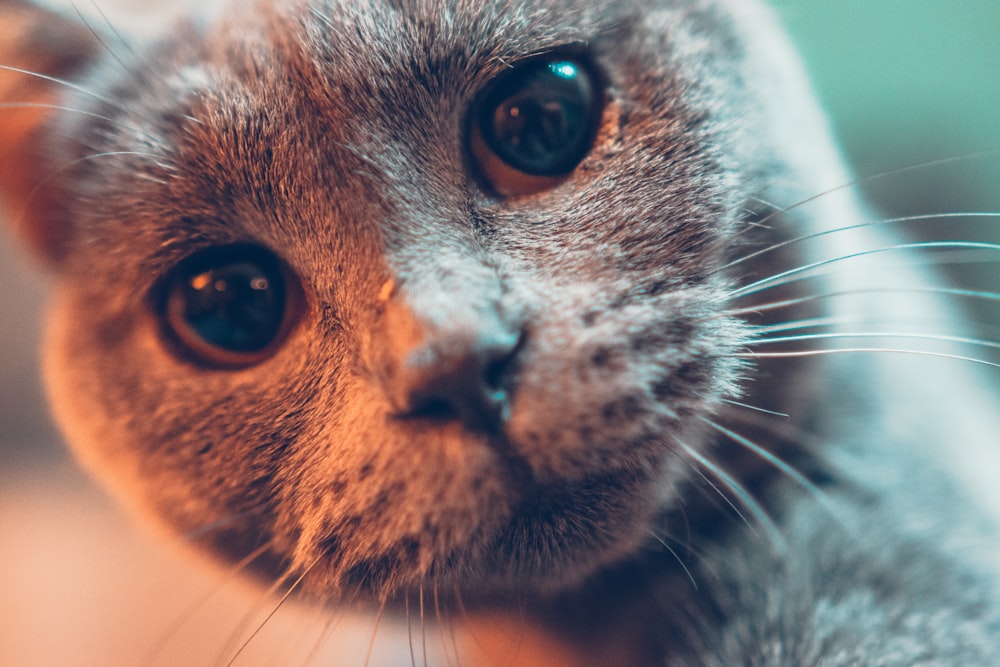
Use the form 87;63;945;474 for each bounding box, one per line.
3;0;784;601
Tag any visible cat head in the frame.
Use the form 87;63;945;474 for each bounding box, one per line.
0;0;838;602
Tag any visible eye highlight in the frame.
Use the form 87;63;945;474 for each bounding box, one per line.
470;55;603;196
158;245;301;368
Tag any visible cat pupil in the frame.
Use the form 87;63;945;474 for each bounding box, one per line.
161;246;290;367
182;263;280;349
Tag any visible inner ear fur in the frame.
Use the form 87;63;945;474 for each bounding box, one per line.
0;0;98;264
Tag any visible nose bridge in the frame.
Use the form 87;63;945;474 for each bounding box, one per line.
377;251;525;433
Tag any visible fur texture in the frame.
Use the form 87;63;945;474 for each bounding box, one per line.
2;0;999;663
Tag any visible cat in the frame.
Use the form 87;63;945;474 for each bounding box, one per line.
2;0;1000;664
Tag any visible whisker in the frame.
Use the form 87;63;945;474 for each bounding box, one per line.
178;513;250;543
74;1;175;93
451;584;492;662
72;150;170;168
722;148;1000;252
260;604;323;667
737;347;1000;369
0;101;119;123
646;529;698;590
364;600;388;667
719;393;826;445
88;0;140;60
721;399;790;419
721;286;1000;321
309;4;337;30
0;63;130;113
750;331;1000;352
703;419;851;533
141;540;273;665
214;568;293;665
745;194;783;215
31;149;168;191
720;211;1000;276
406;591;417;667
728;241;1000;299
675;439;787;554
70;1;134;75
646;529;725;585
753;316;856;335
679;456;756;538
225;553;326;666
11;148;170;234
434;583;461;667
301;606;345;667
420;583;429;667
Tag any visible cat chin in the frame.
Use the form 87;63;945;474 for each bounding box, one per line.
239;409;681;601
286;461;670;603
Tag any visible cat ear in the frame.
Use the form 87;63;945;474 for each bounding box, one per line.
0;1;99;264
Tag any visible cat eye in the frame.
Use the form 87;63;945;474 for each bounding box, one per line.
158;245;300;368
470;55;603;196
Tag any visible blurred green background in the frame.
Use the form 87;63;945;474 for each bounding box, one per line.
775;0;1000;218
775;1;1000;345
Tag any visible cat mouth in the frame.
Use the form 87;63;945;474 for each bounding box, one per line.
323;463;658;600
430;462;660;596
394;404;541;494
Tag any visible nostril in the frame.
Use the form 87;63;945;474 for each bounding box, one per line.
484;332;523;393
406;396;461;423
399;328;523;434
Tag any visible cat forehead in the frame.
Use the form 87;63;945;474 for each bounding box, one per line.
143;0;718;166
58;0;745;272
97;0;651;191
127;0;631;158
290;0;620;60
193;0;709;90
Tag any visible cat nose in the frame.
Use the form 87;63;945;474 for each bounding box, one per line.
380;285;523;434
400;322;522;433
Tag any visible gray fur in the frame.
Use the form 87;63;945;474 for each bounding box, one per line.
1;0;999;663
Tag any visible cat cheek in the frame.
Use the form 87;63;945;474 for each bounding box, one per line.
504;294;735;480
